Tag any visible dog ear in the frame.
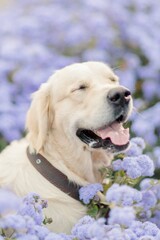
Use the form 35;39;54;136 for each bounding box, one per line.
26;83;54;152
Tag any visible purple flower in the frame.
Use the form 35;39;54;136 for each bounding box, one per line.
72;215;95;239
72;216;137;240
122;157;143;179
106;226;128;240
143;221;159;236
85;219;108;240
130;221;144;237
124;229;138;240
106;184;142;206
137;155;155;177
18;193;46;225
108;206;135;227
33;225;50;240
79;183;103;204
139;236;155;240
130;221;160;238
112;159;123;171
22;216;35;234
140;178;160;201
150;210;160;228
140;190;157;210
156;232;160;240
140;178;158;191
138;209;152;221
0;214;26;230
122;155;155;179
126;142;143;157
126;137;146;157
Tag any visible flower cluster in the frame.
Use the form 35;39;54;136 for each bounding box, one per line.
112;138;155;181
0;137;160;239
0;0;160;149
77;138;160;239
106;184;142;206
120;154;154;179
0;191;52;240
72;216;160;240
79;183;103;204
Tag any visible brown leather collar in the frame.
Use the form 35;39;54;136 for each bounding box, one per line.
26;147;81;201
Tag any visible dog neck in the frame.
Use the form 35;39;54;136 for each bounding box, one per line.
27;146;81;201
37;133;98;184
27;128;112;185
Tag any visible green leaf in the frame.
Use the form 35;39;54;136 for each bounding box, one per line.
99;167;114;179
113;153;125;160
87;204;99;218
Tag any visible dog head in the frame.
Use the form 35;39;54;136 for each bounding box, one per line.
26;61;133;153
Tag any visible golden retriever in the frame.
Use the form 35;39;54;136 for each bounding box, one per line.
0;61;133;233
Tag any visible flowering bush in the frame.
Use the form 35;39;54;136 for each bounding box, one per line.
1;137;160;239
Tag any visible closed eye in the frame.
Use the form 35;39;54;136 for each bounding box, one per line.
78;84;87;90
72;84;88;92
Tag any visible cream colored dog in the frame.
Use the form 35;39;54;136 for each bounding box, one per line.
0;61;133;233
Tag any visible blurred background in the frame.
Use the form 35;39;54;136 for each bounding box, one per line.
0;0;160;169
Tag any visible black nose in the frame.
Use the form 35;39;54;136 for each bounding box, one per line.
107;87;131;105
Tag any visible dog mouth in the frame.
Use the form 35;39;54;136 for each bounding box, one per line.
76;115;130;152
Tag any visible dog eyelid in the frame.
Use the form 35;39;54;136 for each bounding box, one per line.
72;84;88;92
78;84;88;90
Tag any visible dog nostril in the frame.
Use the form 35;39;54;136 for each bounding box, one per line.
124;90;131;103
107;87;131;105
124;90;131;98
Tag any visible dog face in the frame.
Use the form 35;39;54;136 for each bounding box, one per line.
26;62;133;153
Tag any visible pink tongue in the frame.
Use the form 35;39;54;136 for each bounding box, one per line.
97;122;130;146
